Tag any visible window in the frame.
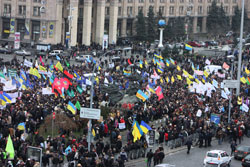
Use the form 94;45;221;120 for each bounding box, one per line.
224;6;228;14
127;0;133;3
19;5;26;15
224;0;229;3
4;4;11;14
33;0;41;2
105;7;110;15
207;0;211;3
159;6;164;14
139;0;144;3
232;6;237;13
207;6;211;13
160;0;165;3
180;0;184;3
198;0;202;3
169;6;174;15
233;0;236;3
78;8;83;17
33;6;41;16
149;0;154;3
170;0;175;3
118;7;122;16
149;6;154;12
138;6;143;13
127;6;133;16
106;0;110;2
19;0;26;2
198;6;203;14
119;0;122;3
189;0;193;2
179;6;184;14
79;0;83;5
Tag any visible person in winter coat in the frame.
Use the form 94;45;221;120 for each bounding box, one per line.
230;141;237;156
155;129;160;144
164;132;168;145
146;149;154;167
186;138;192;154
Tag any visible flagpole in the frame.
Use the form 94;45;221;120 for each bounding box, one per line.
88;64;96;152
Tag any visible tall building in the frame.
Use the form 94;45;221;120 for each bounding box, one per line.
0;0;248;46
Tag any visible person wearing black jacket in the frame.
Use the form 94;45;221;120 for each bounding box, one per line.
186;138;193;154
146;149;153;167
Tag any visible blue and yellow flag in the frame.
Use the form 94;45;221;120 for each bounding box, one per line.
67;101;76;115
140;121;152;134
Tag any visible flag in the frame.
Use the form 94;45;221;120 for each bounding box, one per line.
144;60;148;65
2;92;12;103
63;70;74;79
77;85;83;94
245;67;250;75
17;122;25;130
170;58;175;65
202;76;206;83
185;44;192;51
92;128;96;137
125;80;129;89
177;75;182;80
97;65;101;71
5;135;15;159
166;59;170;66
157;67;164;73
56;55;61;61
191;62;195;71
247;77;250;85
171;76;175;83
132;121;143;142
154;54;163;59
223;62;230;70
55;61;63;72
124;70;131;76
140;121;152;134
203;70;209;78
166;77;170;83
221;90;228;99
0;72;5;79
241;76;247;84
67;101;76;114
128;59;132;65
74;71;80;79
65;60;70;67
75;101;81;110
155;86;164;100
136;90;149;102
186;78;192;85
0;94;7;102
148;85;155;94
40;56;44;66
177;65;181;71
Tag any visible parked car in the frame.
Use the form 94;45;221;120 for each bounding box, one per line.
242;154;250;167
75;55;91;62
36;50;47;57
203;150;231;167
14;49;31;56
234;146;250;160
205;41;218;46
199;41;206;47
0;47;12;54
226;31;233;37
174;43;184;49
188;41;201;47
48;50;63;58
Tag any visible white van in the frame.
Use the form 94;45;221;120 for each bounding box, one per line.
204;65;222;73
49;50;63;58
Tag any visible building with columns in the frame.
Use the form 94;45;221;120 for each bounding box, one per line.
0;0;249;46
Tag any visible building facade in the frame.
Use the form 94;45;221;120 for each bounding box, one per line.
0;0;248;46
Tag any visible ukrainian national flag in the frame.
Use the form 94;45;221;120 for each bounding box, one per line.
17;122;25;130
136;90;148;102
2;92;12;103
132;121;143;142
154;54;163;59
148;85;155;94
166;59;170;66
140;121;152;134
67;101;76;115
170;58;175;65
0;94;7;103
139;60;143;68
185;44;192;51
202;76;207;83
191;62;195;71
157;67;164;73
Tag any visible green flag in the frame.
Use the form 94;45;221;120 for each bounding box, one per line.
71;89;75;97
247;77;250;85
0;72;5;79
65;60;70;67
67;90;71;97
75;101;81;110
5;135;15;159
77;85;83;94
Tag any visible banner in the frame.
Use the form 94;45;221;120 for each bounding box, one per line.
4;81;17;91
42;88;53;95
24;59;33;67
10;19;15;34
25;20;30;35
118;123;126;129
210;113;220;125
242;103;249;112
148;130;155;147
49;22;54;38
14;32;20;49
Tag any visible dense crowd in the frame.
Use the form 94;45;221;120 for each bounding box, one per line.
0;42;250;167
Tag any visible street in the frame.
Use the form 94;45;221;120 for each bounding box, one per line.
130;137;250;167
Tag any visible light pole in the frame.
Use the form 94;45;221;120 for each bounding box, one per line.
236;0;245;95
158;20;166;48
227;56;234;123
87;65;96;151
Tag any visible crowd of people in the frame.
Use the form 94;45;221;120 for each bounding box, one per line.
0;41;250;167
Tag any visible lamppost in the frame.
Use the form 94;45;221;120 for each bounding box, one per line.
227;55;235;123
236;0;245;95
185;2;193;42
158;20;166;48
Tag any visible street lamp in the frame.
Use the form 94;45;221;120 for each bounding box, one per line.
158;20;166;48
236;0;245;95
227;55;235;123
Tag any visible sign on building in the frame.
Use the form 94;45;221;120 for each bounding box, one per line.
80;108;101;120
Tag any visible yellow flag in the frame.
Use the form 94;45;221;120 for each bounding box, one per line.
240;77;247;84
166;77;170;83
95;77;99;84
160;78;164;83
39;65;47;71
33;68;41;78
195;78;200;84
204;71;209;78
186;78;193;85
177;75;182;80
183;70;189;76
177;65;181;71
188;74;194;79
55;61;63;72
237;96;242;105
245;67;250;74
171;76;175;83
92;129;96;137
166;62;169;67
29;67;34;75
145;60;148;65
